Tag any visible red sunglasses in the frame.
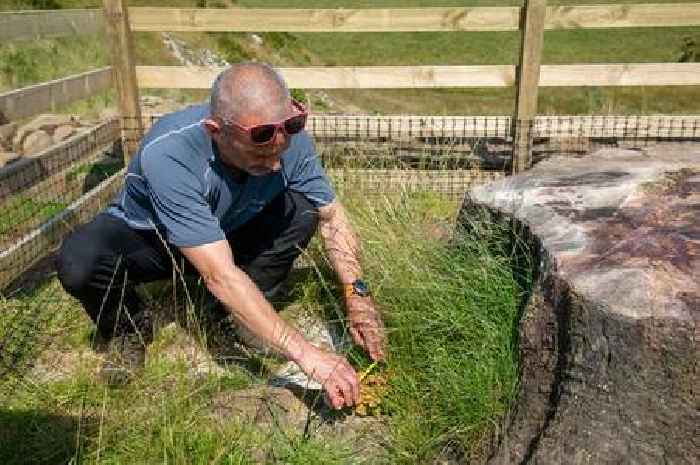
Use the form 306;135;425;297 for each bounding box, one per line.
220;99;308;145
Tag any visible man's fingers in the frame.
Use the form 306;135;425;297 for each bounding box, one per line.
349;326;367;351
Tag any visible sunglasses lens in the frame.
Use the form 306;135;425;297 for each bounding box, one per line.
250;125;276;144
284;114;306;135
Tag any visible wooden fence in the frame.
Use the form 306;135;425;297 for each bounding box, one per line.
3;1;699;170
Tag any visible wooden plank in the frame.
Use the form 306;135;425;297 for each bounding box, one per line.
136;63;700;90
545;3;700;30
129;6;520;32
539;63;700;86
136;65;516;89
103;0;143;162
513;0;546;173
0;68;112;121
0;9;103;42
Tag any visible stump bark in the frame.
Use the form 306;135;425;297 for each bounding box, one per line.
460;144;699;465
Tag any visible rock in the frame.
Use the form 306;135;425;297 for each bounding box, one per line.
460;144;699;465
12;114;74;149
0;122;18;149
22;130;53;155
0;152;21;168
52;125;76;144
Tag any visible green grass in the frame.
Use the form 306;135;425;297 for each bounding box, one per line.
0;191;529;464
0;197;68;239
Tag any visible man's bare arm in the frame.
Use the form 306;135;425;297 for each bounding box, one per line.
179;240;359;408
318;201;386;360
317;200;362;284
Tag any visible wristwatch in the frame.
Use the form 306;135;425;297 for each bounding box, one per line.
343;279;370;298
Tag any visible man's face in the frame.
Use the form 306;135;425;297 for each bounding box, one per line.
208;100;294;176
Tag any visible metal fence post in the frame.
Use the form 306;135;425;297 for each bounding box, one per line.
103;0;143;164
513;0;546;174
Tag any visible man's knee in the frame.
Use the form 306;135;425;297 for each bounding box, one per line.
56;229;99;295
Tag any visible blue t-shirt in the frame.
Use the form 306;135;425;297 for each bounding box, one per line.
107;104;335;247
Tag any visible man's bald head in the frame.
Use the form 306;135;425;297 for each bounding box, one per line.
210;63;290;123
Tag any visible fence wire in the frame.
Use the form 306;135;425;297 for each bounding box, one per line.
0;113;699;385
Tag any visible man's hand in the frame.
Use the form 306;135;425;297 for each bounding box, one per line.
346;296;386;362
298;346;360;409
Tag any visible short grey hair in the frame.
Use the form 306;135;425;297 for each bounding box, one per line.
210;62;290;122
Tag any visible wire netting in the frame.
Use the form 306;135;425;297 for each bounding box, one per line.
1;112;699;385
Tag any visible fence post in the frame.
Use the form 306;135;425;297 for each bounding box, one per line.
513;0;546;174
103;0;142;163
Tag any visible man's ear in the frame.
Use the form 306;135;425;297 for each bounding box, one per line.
203;118;221;136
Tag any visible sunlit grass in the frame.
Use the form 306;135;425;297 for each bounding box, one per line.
0;191;530;464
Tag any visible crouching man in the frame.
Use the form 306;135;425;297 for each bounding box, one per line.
56;62;386;409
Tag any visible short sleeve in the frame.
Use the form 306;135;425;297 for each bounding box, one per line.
141;151;225;247
286;132;336;207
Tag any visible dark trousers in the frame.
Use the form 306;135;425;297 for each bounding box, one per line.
56;190;319;340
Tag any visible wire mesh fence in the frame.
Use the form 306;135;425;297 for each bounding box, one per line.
0;112;699;386
0;118;124;291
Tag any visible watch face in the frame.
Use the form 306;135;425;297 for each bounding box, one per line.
353;279;370;297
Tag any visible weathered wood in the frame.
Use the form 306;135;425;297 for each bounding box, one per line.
103;0;143;162
127;4;700;32
539;63;700;86
136;65;517;89
129;6;520;32
0;68;112;121
137;63;700;90
513;0;546;174
0;9;103;42
545;3;700;29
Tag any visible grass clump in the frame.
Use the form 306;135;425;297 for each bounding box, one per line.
339;193;528;462
0;191;529;464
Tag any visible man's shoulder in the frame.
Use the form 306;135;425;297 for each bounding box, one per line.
140;104;210;152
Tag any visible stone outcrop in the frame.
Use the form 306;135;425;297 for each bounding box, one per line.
22;130;53;155
459;144;698;465
9;114;89;156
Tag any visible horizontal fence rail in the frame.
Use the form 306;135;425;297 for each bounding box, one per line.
128;4;700;32
0;67;113;121
0;9;104;42
2;4;698;42
135;64;700;89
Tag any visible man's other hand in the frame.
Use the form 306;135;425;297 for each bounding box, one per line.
298;346;359;409
347;296;386;362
